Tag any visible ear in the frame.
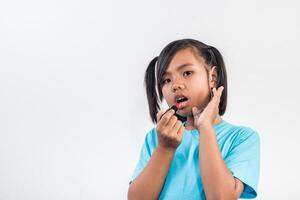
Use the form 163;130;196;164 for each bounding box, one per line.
209;66;218;88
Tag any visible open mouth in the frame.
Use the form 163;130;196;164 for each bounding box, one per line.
177;97;188;103
176;97;189;109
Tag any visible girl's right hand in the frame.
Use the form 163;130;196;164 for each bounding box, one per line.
156;109;185;151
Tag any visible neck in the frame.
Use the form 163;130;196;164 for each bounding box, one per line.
184;114;223;130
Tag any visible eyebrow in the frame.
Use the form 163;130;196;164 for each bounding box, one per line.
163;63;194;76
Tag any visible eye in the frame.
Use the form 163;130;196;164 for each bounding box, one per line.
183;71;193;76
162;78;171;85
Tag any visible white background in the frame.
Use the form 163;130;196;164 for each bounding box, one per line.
1;0;299;199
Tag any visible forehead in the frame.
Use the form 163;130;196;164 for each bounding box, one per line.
163;48;206;75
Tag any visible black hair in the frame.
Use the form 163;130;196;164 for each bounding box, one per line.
144;39;228;124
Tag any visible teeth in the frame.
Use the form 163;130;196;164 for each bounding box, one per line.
177;97;188;103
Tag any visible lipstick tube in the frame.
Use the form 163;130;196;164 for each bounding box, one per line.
159;103;187;123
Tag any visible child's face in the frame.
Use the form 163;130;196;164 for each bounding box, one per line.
161;48;215;117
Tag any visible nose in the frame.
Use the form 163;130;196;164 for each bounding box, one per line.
172;83;185;92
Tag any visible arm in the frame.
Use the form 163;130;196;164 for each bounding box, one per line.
199;125;244;200
127;146;175;200
192;86;244;200
128;109;185;200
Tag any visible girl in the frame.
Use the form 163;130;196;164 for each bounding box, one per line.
128;39;260;200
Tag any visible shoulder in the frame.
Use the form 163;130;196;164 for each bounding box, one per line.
142;128;158;153
222;121;260;146
144;127;157;141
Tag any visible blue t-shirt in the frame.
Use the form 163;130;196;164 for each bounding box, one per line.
129;120;260;199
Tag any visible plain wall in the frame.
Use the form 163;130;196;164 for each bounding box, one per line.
0;0;299;199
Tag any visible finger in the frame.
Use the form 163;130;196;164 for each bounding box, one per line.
219;86;224;94
216;86;224;101
167;115;179;128
159;109;175;124
192;107;199;118
192;106;203;117
212;87;217;97
218;86;224;94
158;106;175;121
172;120;182;133
156;110;166;122
192;107;200;116
176;124;185;136
212;86;224;102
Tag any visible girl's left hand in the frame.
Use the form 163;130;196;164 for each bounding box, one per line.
192;86;224;130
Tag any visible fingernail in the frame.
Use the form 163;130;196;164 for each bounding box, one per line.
193;107;197;113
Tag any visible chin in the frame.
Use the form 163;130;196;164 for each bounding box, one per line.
177;107;192;117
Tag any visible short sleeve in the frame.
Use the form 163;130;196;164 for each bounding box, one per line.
224;130;260;199
129;131;155;184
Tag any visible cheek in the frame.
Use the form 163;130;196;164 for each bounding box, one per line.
190;79;210;99
190;76;208;90
161;87;173;103
194;87;211;106
161;87;166;96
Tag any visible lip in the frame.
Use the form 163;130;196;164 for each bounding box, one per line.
174;94;188;103
177;99;189;109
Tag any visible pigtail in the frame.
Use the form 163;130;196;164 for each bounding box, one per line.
208;46;228;116
144;56;160;123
